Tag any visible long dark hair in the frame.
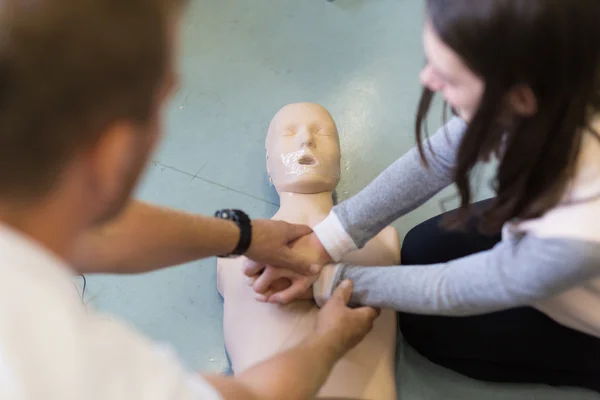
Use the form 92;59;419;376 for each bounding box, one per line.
416;0;600;233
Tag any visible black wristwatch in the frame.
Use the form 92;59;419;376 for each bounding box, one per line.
215;209;252;258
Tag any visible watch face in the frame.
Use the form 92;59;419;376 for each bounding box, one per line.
217;209;249;222
215;209;234;220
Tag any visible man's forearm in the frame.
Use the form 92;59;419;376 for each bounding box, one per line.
205;335;339;400
71;201;239;274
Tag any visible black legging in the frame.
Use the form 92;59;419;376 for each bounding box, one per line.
398;200;600;392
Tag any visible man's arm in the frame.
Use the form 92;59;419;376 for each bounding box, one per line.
204;280;378;400
71;201;240;274
204;336;338;400
71;201;314;275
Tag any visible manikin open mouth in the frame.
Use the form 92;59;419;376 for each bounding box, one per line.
297;154;317;165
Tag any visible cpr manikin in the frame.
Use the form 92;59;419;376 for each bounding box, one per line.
217;103;400;400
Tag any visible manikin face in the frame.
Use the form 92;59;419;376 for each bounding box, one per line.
266;103;341;194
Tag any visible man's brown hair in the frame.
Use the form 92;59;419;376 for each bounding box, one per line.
0;0;185;201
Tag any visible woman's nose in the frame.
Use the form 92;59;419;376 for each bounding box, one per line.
420;64;444;92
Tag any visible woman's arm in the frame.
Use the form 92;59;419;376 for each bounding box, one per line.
314;117;466;261
315;235;600;315
242;117;466;277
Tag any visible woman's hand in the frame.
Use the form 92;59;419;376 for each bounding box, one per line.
243;231;333;304
249;265;319;304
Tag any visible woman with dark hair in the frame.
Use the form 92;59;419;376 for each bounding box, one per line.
245;0;600;392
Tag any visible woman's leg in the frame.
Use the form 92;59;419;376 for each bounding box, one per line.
398;200;600;392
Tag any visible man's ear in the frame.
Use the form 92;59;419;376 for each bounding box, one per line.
87;122;137;204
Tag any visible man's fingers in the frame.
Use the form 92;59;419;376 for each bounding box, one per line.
278;250;320;275
252;267;291;294
254;291;271;303
252;268;278;294
354;307;381;321
284;222;313;241
270;277;292;292
245;275;258;286
330;279;353;306
242;259;265;277
245;249;315;276
269;281;310;305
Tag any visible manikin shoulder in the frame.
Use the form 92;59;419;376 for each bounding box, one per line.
343;226;401;266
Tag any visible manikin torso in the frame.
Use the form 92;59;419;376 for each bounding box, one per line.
217;103;400;400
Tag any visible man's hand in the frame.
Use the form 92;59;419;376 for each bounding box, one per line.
244;231;333;277
314;280;380;358
244;220;320;275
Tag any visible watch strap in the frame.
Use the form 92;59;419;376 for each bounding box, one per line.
215;209;252;257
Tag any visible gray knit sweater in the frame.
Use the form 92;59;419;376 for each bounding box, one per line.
312;117;600;335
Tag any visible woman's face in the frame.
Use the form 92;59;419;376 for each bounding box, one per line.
420;21;485;122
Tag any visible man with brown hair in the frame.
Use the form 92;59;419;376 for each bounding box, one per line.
0;0;379;398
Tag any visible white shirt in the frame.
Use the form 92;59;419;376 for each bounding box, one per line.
0;224;222;400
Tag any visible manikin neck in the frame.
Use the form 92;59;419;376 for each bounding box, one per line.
273;191;334;227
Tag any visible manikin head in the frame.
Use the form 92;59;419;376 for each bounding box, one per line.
266;103;341;195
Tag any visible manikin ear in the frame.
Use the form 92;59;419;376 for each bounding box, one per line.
508;84;538;117
265;153;273;186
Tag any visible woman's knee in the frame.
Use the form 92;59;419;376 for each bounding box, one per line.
401;214;447;265
401;208;501;265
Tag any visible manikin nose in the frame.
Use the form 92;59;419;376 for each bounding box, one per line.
297;129;315;148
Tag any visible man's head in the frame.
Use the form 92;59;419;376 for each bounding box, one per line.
0;0;185;224
266;103;341;194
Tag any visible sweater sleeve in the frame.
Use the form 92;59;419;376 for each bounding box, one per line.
313;117;466;261
314;236;600;316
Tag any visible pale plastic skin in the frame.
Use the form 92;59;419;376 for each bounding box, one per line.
217;103;400;400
